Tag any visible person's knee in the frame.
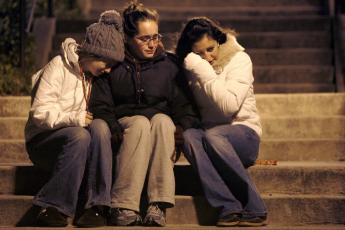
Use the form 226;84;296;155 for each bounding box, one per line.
151;113;175;131
182;129;207;162
68;127;91;145
242;151;258;168
183;129;200;144
204;129;242;164
130;115;151;132
59;128;91;164
204;128;226;146
67;128;91;155
89;119;111;138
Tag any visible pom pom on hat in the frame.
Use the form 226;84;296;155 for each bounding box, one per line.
99;10;121;24
99;10;123;33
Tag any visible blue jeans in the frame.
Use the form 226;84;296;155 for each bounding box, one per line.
183;124;267;218
26;119;112;216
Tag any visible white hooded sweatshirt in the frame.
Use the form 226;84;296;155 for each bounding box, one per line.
184;34;262;137
25;38;90;142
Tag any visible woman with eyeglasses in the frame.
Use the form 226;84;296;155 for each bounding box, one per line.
89;1;200;227
175;17;267;227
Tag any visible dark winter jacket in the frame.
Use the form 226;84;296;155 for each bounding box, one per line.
89;48;200;136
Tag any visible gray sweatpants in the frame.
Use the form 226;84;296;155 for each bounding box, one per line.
111;113;176;212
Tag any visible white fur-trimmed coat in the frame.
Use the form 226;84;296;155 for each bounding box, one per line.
184;34;262;136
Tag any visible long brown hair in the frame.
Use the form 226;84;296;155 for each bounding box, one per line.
122;1;159;38
176;17;236;64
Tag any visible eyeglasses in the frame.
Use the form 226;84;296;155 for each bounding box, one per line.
135;33;163;44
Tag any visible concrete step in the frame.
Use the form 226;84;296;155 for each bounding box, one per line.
52;31;332;52
2;116;344;139
256;93;345;116
94;0;324;8
52;34;334;81
0;140;29;164
50;48;333;66
1;138;344;164
254;83;335;93
0;118;27;139
261;116;345;139
172;194;345;225
238;32;331;49
0;97;30;117
253;66;333;84
0;194;344;226
2;94;345;117
258;139;345;162
1;226;345;230
1;161;344;195
56;16;331;34
160;16;332;33
248;49;332;66
90;6;325;19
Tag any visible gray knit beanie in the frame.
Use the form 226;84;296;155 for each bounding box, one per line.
80;10;125;62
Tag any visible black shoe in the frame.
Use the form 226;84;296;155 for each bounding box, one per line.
238;215;267;227
75;205;107;227
216;213;241;227
36;206;68;227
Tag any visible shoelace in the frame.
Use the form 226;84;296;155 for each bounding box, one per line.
117;209;134;215
115;208;141;220
147;204;164;217
118;209;142;224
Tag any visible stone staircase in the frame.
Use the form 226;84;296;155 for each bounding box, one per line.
0;94;345;228
49;0;337;93
1;0;344;229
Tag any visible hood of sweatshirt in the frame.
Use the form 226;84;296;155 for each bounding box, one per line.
60;38;81;74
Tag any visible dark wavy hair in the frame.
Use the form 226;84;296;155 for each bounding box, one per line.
122;1;159;38
176;17;236;64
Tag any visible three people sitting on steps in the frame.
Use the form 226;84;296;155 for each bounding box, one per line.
25;1;266;227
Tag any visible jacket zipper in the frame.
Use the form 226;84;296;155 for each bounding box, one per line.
135;62;142;104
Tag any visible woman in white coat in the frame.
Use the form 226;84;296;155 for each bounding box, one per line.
176;17;267;227
24;11;124;227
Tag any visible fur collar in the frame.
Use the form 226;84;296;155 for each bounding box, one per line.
212;34;244;74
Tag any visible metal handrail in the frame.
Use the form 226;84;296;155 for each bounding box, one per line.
48;0;54;17
20;0;54;73
26;0;37;33
20;0;25;71
329;0;345;92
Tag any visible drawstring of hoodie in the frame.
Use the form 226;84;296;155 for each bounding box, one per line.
79;65;92;112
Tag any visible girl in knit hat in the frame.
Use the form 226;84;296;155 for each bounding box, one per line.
24;10;124;227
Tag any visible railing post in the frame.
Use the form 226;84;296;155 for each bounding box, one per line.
20;0;26;73
329;0;335;17
329;0;345;92
26;0;37;33
48;0;53;17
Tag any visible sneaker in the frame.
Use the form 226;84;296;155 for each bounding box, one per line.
238;215;267;227
36;206;68;227
216;213;241;227
143;203;166;227
75;205;107;227
108;208;142;226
